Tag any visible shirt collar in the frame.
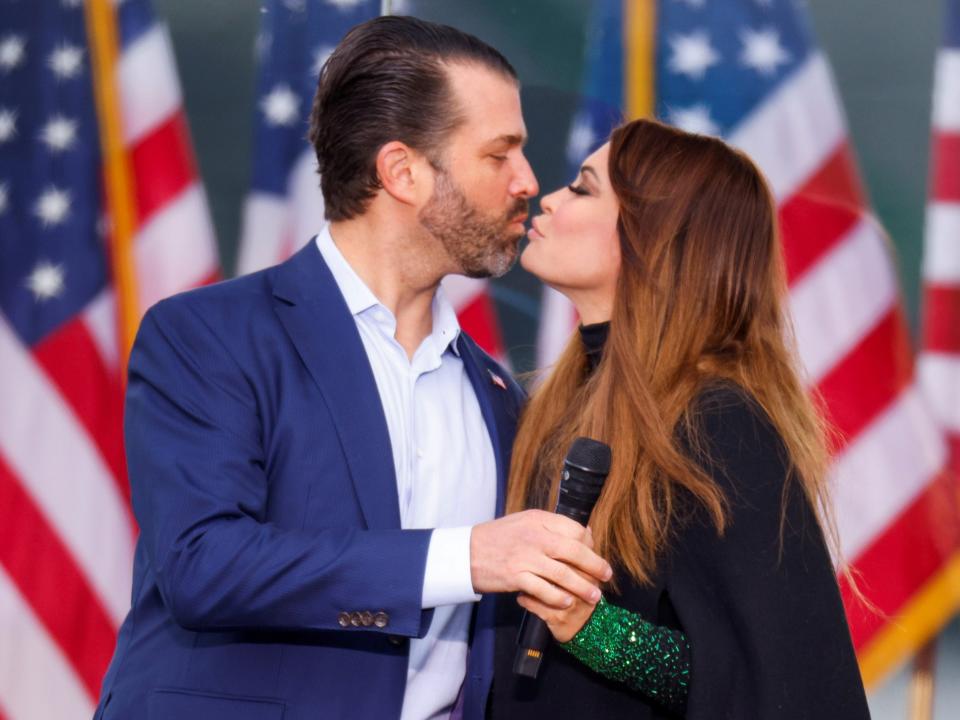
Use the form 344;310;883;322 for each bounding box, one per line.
315;226;462;357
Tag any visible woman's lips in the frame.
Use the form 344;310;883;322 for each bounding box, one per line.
527;217;545;240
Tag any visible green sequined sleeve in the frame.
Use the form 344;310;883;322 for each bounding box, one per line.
559;596;691;715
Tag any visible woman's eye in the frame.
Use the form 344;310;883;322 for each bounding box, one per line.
567;184;590;196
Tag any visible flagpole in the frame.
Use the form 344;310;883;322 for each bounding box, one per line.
84;0;141;379
907;639;936;720
381;0;392;16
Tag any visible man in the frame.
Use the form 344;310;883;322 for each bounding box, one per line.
94;16;611;720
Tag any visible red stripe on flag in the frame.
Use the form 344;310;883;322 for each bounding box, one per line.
931;132;960;203
840;469;960;650
0;454;119;701
815;308;913;454
130;111;197;225
780;144;865;284
457;292;505;359
32;318;131;510
922;283;960;353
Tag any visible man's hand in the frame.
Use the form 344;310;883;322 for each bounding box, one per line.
516;583;598;643
470;510;612;607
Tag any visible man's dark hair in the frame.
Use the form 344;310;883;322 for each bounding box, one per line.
308;15;517;221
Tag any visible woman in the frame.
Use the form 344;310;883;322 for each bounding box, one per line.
489;119;871;719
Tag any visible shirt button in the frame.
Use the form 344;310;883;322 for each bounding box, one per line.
337;612;351;628
416;448;424;459
374;611;389;628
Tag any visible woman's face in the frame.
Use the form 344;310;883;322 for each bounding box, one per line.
520;142;622;319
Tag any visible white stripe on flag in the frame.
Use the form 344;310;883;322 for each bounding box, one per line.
729;53;846;202
82;289;120;373
238;193;290;276
536;286;577;369
0;316;134;624
135;183;218;310
918;353;960;433
118;23;182;144
922;202;960;283
833;384;946;560
441;275;491;314
788;219;897;382
0;565;95;719
288;148;327;251
932;49;960;132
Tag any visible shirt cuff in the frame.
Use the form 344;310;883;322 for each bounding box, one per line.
421;526;481;608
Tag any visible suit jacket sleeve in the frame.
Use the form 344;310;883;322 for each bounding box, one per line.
669;389;871;720
124;298;433;636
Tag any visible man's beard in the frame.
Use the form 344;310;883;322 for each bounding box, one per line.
418;168;528;279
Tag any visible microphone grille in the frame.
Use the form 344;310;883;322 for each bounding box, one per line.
568;437;612;475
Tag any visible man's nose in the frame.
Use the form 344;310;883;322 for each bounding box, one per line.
510;153;539;198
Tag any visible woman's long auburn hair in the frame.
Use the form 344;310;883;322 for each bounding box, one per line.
506;119;839;586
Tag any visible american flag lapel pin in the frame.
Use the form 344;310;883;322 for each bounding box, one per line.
488;369;507;390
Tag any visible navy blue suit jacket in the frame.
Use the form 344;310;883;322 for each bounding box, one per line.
94;242;525;720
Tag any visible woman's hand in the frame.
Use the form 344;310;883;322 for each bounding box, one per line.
516;582;601;643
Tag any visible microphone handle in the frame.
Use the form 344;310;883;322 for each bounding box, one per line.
512;502;594;679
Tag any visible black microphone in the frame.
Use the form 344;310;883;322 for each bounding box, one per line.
513;436;612;679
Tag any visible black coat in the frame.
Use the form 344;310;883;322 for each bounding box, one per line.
489;387;871;719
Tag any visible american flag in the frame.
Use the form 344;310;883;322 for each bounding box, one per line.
0;0;218;717
237;0;509;362
921;4;960;491
546;0;960;687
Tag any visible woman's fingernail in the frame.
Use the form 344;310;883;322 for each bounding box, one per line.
591;589;601;603
564;596;573;608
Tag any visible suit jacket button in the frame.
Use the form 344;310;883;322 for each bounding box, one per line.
337;612;351;628
360;611;374;627
374;611;389;628
350;612;363;627
388;634;406;647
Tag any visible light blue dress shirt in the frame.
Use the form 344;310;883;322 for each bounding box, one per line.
316;228;497;720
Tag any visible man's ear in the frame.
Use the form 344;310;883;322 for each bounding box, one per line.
376;141;428;206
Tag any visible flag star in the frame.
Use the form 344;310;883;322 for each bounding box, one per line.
25;261;67;302
39;115;78;152
34;186;72;227
260;84;300;127
282;0;306;10
0;182;8;215
740;27;791;75
0;108;17;143
566;113;596;166
48;42;84;79
668;31;720;80
312;45;335;77
669;104;720;136
0;35;26;72
61;0;84;7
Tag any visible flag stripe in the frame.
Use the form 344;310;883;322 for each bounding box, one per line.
840;469;960;649
789;220;897;382
931;133;960;202
922;202;960;283
0;316;134;624
0;457;117;700
0;566;95;720
918;353;960;433
779;143;863;284
815;307;913;452
922;283;960;352
932;50;960;132
32;318;130;505
833;385;947;560
238;194;291;275
134;184;219;310
130;112;198;226
729;53;845;203
118;24;182;144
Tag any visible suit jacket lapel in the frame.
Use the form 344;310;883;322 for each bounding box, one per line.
457;335;509;517
271;242;400;530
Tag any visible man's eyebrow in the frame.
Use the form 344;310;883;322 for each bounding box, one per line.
487;133;527;147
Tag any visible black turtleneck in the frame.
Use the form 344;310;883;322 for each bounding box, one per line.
578;321;610;372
